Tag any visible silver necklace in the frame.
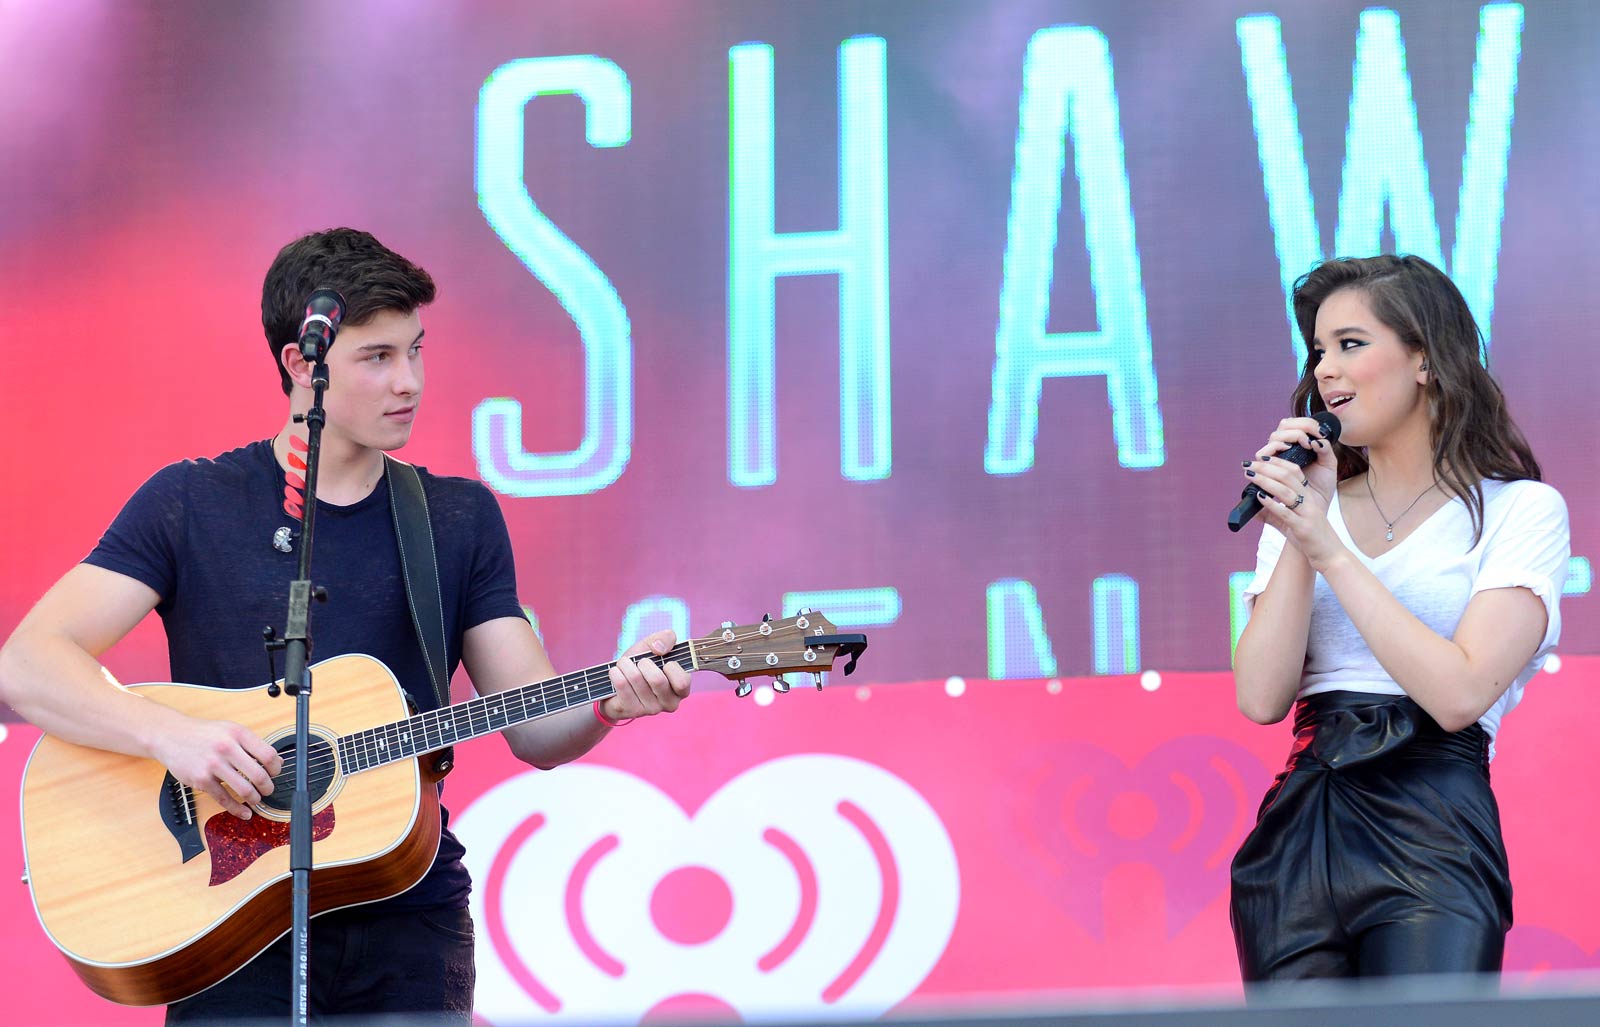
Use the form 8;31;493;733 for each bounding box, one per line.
1364;472;1437;542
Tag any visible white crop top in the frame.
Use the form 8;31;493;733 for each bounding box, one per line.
1245;478;1570;758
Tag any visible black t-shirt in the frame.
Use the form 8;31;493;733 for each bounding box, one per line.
84;439;526;911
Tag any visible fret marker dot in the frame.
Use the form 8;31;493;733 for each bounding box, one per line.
1139;670;1161;692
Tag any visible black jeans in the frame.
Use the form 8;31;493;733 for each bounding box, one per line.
1230;691;1512;981
166;905;475;1023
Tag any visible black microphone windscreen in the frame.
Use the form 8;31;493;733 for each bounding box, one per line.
1226;411;1341;532
1313;410;1342;445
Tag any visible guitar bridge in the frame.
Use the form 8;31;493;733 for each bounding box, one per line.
159;772;205;863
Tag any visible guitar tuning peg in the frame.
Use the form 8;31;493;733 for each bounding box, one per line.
734;680;753;698
762;612;771;622
798;607;812;615
772;676;791;694
811;673;825;690
720;620;734;629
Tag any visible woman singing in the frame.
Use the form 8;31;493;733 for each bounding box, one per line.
1229;254;1569;980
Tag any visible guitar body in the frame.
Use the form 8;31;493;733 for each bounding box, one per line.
19;654;443;1006
16;611;866;1008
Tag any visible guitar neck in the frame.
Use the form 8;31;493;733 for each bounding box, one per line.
336;641;699;774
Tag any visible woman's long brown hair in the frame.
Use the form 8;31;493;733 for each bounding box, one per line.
1287;254;1540;543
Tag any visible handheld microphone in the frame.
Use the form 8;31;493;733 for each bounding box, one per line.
296;289;347;361
1226;411;1341;532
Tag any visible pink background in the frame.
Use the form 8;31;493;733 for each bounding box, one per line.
3;1;1598;1021
4;662;1597;1023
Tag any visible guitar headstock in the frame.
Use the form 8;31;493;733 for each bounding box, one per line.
691;610;869;697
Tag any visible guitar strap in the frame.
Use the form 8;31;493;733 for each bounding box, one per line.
383;455;455;776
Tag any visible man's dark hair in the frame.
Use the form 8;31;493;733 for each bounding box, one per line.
261;228;437;395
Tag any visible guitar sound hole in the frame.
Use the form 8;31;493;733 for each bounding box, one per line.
260;735;337;814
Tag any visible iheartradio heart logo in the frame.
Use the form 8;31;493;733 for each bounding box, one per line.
453;754;960;1023
1006;736;1271;939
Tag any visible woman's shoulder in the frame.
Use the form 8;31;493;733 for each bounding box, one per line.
1480;478;1568;529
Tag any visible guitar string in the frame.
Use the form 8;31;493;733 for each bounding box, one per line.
240;630;831;791
260;644;696;786
258;642;825;788
193;656;649;807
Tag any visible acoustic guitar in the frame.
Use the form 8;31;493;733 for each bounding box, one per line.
19;612;866;1006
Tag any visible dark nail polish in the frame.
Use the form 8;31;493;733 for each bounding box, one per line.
1245;470;1257;477
1242;460;1253;468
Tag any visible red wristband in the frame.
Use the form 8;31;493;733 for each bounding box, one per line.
594;700;634;728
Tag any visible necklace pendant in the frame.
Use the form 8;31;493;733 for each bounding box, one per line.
1385;528;1394;542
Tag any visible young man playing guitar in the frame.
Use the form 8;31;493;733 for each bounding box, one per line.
0;227;691;1020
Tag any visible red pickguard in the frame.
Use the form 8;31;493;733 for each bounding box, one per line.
204;807;336;886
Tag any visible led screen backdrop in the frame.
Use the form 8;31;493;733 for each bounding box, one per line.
1;1;1598;1024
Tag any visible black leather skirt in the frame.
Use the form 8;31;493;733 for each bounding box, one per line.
1229;690;1512;980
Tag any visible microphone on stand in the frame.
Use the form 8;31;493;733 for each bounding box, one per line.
296;290;346;361
1226;411;1341;532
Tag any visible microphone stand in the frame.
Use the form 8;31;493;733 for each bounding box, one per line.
266;344;332;1027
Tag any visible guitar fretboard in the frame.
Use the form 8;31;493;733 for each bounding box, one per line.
335;642;697;774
